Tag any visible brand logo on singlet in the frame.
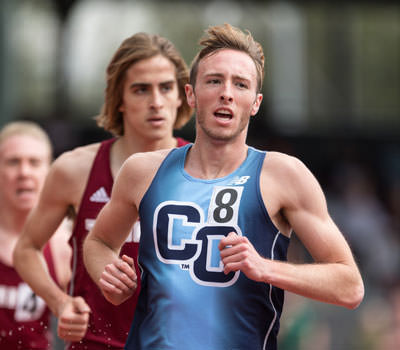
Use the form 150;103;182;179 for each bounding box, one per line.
153;185;243;287
228;175;250;185
0;283;46;321
89;187;110;203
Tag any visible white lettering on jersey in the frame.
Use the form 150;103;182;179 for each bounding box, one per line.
85;219;140;244
0;283;46;321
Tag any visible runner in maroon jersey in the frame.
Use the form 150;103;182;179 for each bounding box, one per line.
0;245;55;349
13;32;192;349
0;121;71;349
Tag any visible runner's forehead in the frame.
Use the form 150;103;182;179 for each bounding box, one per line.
197;49;258;84
0;135;50;160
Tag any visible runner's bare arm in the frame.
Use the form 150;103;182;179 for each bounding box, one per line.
84;150;169;304
13;146;97;340
220;153;364;309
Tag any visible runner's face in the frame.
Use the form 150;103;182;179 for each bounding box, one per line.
119;55;182;141
186;49;262;142
0;135;50;212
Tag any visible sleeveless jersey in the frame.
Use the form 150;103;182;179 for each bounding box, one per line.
0;244;56;349
69;137;189;350
126;144;290;350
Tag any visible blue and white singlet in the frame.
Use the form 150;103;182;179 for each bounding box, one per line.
125;144;290;350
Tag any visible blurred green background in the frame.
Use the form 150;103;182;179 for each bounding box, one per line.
1;0;399;349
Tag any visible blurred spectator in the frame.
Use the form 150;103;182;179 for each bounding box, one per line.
328;161;399;288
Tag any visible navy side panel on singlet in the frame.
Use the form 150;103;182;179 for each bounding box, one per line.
126;144;290;350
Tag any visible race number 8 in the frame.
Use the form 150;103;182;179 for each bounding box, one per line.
208;186;243;226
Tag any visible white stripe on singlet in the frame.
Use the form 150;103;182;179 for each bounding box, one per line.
263;231;282;350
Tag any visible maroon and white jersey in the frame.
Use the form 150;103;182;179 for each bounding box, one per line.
68;137;189;350
0;245;55;349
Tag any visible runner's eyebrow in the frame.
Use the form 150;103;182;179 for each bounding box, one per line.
204;72;251;83
129;80;176;89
